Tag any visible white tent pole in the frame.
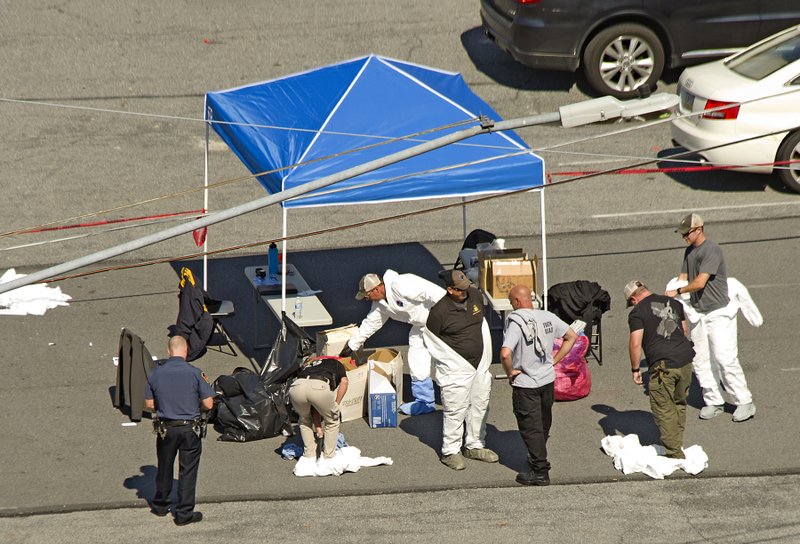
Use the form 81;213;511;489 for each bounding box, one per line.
461;197;467;242
539;187;548;311
203;99;210;291
281;205;287;314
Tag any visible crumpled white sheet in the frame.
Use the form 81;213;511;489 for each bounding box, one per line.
293;446;393;477
601;434;708;479
0;269;71;316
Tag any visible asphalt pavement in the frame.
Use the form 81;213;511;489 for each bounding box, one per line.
2;218;798;543
3;2;800;542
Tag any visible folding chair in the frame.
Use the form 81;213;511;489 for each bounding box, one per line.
547;280;610;365
588;315;603;365
454;228;497;270
207;299;237;357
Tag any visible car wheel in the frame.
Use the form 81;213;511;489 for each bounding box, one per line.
776;131;800;194
583;23;665;99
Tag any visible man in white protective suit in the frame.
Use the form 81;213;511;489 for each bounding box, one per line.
424;269;497;471
665;212;758;423
340;271;445;415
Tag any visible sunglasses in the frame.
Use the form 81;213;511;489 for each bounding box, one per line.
681;227;699;238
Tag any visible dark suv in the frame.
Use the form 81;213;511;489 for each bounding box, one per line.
480;0;800;98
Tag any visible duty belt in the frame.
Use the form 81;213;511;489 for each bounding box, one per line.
161;419;195;427
153;417;206;439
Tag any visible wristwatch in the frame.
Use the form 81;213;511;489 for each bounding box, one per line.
631;368;640;372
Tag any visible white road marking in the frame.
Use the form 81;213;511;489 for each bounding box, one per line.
592;201;800;219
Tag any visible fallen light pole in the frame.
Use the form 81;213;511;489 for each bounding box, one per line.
0;92;678;295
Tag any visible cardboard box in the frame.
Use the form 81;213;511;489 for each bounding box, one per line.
316;323;358;356
336;347;404;424
478;248;526;291
366;348;403;428
338;363;368;422
484;257;537;298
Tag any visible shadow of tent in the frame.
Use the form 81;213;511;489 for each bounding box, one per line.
170;242;446;368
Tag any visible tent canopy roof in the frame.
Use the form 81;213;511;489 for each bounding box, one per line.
205;54;544;208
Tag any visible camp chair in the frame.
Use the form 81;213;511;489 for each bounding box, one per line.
454;228;497;270
175;267;237;361
207;299;237;357
547;280;611;365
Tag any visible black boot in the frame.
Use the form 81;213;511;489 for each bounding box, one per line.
515;470;550;486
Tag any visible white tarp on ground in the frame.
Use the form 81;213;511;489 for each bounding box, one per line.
601;434;708;479
293;446;393;477
0;269;71;315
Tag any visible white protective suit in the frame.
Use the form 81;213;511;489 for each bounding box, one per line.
666;276;761;406
423;320;493;456
347;270;445;382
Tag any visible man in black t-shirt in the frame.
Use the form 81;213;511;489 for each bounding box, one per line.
425;270;497;470
625;280;695;459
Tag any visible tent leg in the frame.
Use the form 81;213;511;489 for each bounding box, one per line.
203;100;210;291
539;188;548;311
461;197;467;242
281;205;287;314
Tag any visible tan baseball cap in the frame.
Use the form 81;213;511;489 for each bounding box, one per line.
355;273;382;300
623;280;645;306
442;269;472;290
676;212;704;235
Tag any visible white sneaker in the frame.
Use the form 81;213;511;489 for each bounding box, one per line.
732;403;756;422
699;405;724;420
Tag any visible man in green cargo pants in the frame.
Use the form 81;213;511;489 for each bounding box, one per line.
625;280;696;459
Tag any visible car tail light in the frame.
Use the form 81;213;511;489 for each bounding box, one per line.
702;100;740;120
518;0;542;4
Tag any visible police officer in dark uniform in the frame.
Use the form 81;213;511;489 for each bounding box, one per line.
144;335;214;526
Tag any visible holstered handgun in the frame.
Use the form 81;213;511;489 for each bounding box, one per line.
193;414;208;439
152;418;167;439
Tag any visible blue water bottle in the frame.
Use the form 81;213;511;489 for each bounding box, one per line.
268;242;279;277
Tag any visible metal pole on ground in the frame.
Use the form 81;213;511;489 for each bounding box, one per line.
0;92;677;295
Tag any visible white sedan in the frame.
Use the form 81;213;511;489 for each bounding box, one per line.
671;25;800;194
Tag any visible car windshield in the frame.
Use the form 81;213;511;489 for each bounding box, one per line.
726;28;800;80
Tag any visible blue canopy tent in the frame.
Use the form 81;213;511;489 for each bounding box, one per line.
203;54;549;309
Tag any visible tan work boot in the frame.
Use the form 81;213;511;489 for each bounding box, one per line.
441;453;466;470
463;447;499;463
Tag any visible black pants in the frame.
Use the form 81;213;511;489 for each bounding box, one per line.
512;382;554;473
152;425;202;522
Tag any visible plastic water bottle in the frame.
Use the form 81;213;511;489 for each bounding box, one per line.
268;243;279;276
294;296;303;319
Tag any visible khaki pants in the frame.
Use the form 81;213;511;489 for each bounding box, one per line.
649;361;692;458
289;377;340;459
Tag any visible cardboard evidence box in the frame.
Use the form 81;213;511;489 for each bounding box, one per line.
316;323;358;356
480;255;538;299
339;362;368;422
315;325;404;425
